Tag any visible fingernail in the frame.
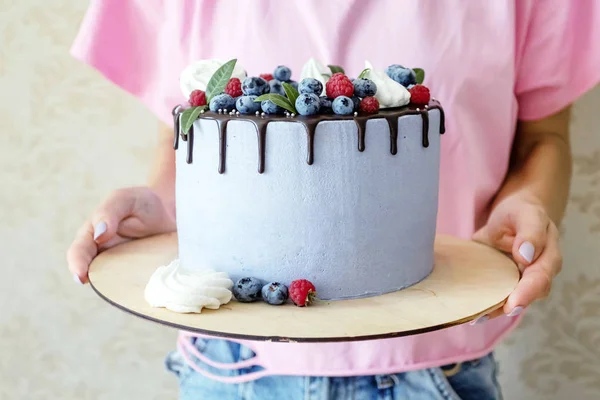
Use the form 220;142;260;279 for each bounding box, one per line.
519;242;535;263
507;306;524;317
73;274;83;285
470;315;489;325
93;221;107;240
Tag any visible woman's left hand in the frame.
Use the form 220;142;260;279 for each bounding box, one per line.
471;191;563;322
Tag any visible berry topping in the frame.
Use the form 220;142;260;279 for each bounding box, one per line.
259;73;274;81
209;93;235;112
261;282;289;305
408;84;431;105
268;79;286;96
319;96;333;114
189;89;207;107
295;93;321;116
287;80;299;90
289;279;317;307
233;277;263;302
273;65;292;82
359;96;380;113
261;100;284;114
385;65;416;87
332;96;354;115
353;78;377;98
298;78;323;95
225;78;243;98
236;95;261;114
351;96;361;111
242;77;269;96
325;73;354;98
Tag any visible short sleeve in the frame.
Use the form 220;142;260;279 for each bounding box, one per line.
71;0;176;125
515;0;600;121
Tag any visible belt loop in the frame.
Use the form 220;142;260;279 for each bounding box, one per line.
442;363;462;377
375;374;396;390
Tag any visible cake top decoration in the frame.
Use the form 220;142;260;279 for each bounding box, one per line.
177;58;431;135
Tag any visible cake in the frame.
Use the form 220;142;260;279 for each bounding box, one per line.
144;59;444;312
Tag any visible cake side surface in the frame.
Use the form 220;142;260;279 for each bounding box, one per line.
175;110;442;300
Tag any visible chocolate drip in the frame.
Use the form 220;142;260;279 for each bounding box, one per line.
173;113;180;150
420;110;430;148
172;105;182;150
297;120;319;165
354;119;367;152
175;101;445;172
186;124;194;164
254;121;268;174
384;116;399;155
217;120;228;174
428;105;446;134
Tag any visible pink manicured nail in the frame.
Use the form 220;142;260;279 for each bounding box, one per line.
73;274;83;285
507;306;524;317
519;242;534;263
470;315;489;325
93;221;107;240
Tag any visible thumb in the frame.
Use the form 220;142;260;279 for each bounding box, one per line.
91;189;138;244
472;224;513;253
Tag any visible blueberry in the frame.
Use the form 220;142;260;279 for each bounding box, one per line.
242;77;269;96
298;78;323;95
273;65;292;82
261;282;289;305
353;78;377;97
233;277;263;302
385;64;416;87
287;80;298;90
268;79;285;96
236;95;260;114
319;96;333;114
295;93;321;116
209;94;235;112
332;96;354;115
261;100;284;114
351;96;360;111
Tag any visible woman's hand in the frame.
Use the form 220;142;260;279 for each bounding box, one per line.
67;187;176;284
472;191;563;322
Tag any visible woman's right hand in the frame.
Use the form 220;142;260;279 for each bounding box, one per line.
67;187;176;284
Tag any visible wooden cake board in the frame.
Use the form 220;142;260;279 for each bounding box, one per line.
88;233;519;343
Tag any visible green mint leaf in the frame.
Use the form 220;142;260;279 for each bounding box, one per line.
281;82;299;112
328;65;345;74
357;68;371;79
413;68;425;85
206;59;237;102
254;94;296;114
180;106;205;135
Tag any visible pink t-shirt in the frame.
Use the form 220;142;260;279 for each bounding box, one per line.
72;0;600;378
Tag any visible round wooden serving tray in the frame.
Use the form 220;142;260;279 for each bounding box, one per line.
88;233;519;342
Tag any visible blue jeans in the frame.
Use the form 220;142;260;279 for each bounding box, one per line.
165;338;503;400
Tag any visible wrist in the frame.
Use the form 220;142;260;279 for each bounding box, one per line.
148;184;177;223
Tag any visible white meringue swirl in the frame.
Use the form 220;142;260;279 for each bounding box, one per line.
179;59;247;99
363;61;410;109
300;58;330;96
144;259;233;313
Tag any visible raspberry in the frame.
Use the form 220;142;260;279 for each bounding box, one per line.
325;73;354;98
359;97;380;113
188;90;206;107
260;73;274;81
289;279;317;307
225;78;243;98
408;84;431;105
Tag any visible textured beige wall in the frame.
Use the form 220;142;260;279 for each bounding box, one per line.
1;1;599;399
